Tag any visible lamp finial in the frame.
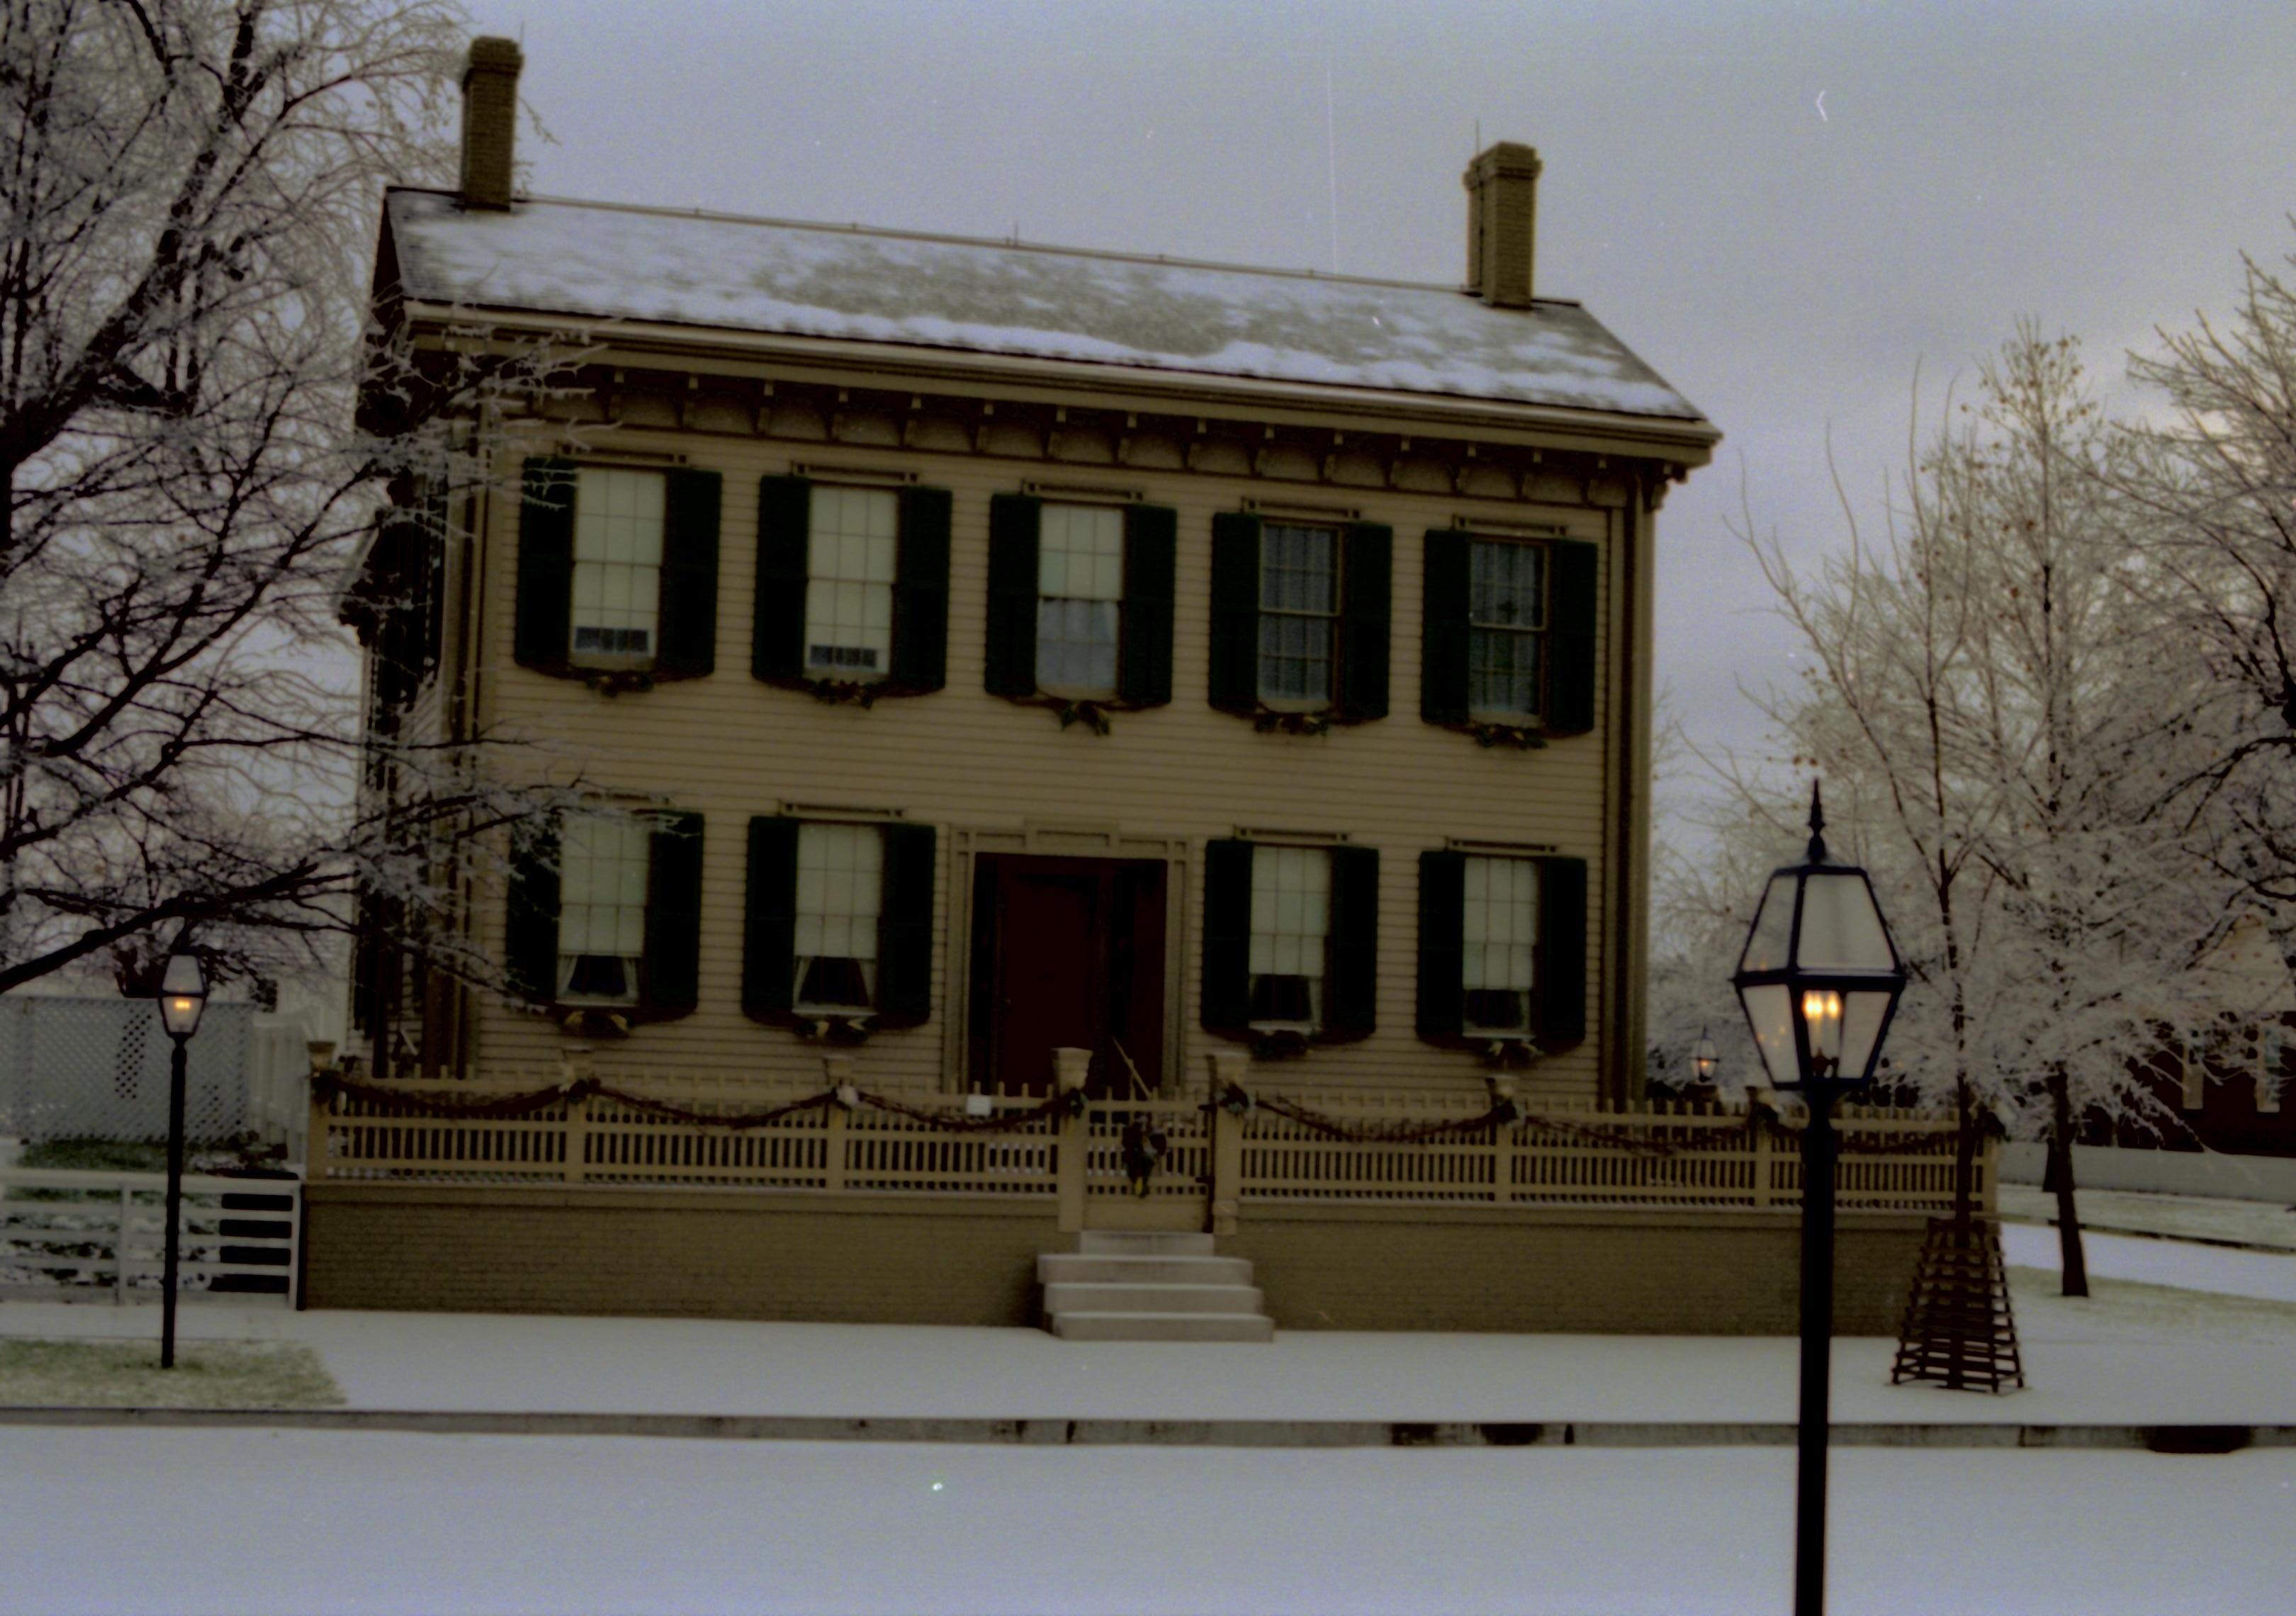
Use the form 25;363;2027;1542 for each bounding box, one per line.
1806;780;1828;863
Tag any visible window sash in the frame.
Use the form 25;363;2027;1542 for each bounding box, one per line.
1461;856;1538;1031
804;487;899;678
1468;540;1546;719
556;815;652;1004
1036;503;1125;695
794;823;882;1011
1249;845;1329;1027
570;468;665;663
1258;524;1337;704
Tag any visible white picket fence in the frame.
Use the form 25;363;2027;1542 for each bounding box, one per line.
0;1168;299;1304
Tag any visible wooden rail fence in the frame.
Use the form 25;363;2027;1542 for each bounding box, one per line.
305;1065;1986;1233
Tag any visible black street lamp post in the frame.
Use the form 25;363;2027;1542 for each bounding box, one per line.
1731;786;1907;1616
155;946;209;1369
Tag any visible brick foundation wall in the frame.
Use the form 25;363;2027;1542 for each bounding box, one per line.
1227;1205;1926;1335
305;1185;1925;1335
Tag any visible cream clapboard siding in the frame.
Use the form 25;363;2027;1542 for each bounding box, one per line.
458;422;1621;1102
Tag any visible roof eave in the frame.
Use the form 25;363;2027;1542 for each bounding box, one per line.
398;299;1721;467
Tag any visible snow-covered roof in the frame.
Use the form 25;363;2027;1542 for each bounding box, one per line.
383;189;1710;427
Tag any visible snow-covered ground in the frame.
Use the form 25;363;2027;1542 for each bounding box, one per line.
4;1428;2290;1615
2000;1183;2296;1251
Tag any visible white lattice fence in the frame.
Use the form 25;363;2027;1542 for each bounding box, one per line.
0;997;257;1144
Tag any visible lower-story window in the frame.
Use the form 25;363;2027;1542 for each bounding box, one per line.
1200;838;1378;1043
1461;855;1538;1033
557;816;652;1003
1249;845;1329;1028
795;822;882;1011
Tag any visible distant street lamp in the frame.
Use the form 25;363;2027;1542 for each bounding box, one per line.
1732;785;1907;1616
155;946;209;1369
1692;1029;1719;1086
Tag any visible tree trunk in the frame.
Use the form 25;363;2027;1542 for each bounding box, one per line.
1951;1072;1978;1234
2046;1064;2089;1297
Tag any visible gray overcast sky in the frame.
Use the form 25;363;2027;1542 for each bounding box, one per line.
458;0;2296;829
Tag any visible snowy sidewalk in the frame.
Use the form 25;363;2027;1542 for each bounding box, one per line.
6;1225;2296;1430
2001;1182;2296;1251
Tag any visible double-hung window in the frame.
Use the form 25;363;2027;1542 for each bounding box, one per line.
804;487;899;679
1249;846;1331;1027
1258;523;1339;705
794;823;883;1011
1461;856;1538;1033
556;816;654;1004
1468;540;1546;721
1036;503;1125;696
570;468;665;663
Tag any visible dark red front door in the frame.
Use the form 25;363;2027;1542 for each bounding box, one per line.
969;855;1166;1097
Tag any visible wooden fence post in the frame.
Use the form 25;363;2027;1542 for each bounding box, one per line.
559;1046;594;1185
822;1056;854;1194
1205;1050;1247;1235
1490;1077;1518;1205
1751;1110;1774;1209
1054;1047;1091;1233
303;1081;332;1185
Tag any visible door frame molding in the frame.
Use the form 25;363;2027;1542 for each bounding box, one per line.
942;821;1192;1095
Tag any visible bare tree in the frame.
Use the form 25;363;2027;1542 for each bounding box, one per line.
1678;330;2230;1292
0;0;566;1008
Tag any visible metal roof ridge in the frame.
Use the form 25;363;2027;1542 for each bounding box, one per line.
383;185;1591;309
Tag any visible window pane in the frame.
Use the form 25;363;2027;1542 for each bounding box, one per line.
570;468;665;661
1249;846;1329;1027
1462;857;1537;1030
1036;598;1119;692
805;488;899;675
556;814;651;1004
794;824;884;1010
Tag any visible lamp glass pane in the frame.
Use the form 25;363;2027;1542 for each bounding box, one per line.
1740;875;1799;973
1838;988;1894;1082
1738;982;1801;1088
159;953;206;998
1793;872;1894;971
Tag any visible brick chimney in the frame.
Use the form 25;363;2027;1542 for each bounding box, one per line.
458;37;524;211
1463;142;1542;308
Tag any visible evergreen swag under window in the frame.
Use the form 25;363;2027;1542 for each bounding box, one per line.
513;458;722;687
753;476;951;700
1208;513;1390;725
984;494;1176;725
504;810;705;1023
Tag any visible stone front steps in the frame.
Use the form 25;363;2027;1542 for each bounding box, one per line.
1037;1231;1276;1343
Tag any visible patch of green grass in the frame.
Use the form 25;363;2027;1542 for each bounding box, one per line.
0;1339;344;1408
18;1139;172;1172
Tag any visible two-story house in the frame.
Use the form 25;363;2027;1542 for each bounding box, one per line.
308;40;1954;1334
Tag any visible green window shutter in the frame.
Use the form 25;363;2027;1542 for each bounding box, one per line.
984;494;1041;698
643;812;705;1013
1546;540;1600;736
1417;850;1468;1040
1200;838;1254;1031
753;476;811;683
891;486;951;692
742;816;801;1016
1120;504;1177;707
1208;513;1262;713
504;819;561;1004
1421;529;1473;726
1537;855;1588;1050
1336;524;1392;722
877;822;938;1027
655;471;721;679
513;458;576;670
1325;845;1380;1038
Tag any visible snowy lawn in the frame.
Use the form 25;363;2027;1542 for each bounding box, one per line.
2001;1183;2296;1251
3;1427;2291;1615
0;1340;341;1408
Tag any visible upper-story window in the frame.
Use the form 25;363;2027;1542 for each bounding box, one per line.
1036;503;1125;696
1468;541;1546;722
1258;524;1339;706
1209;513;1390;723
570;468;666;663
804;486;899;680
1422;530;1597;739
753;476;950;697
513;457;721;684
